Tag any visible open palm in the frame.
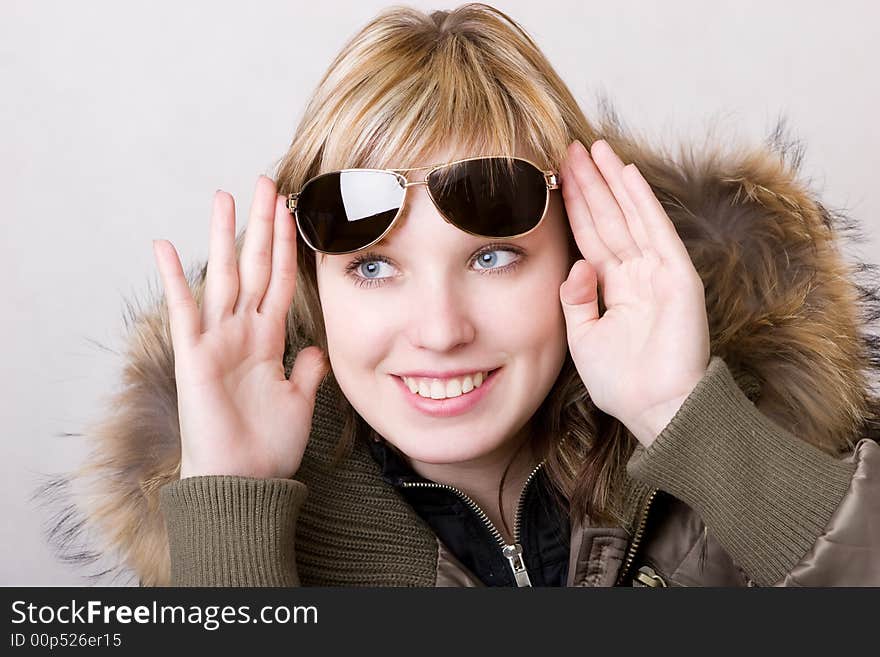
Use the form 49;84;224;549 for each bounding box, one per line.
153;176;329;480
558;139;711;447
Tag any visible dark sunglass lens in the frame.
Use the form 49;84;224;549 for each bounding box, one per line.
426;158;547;237
296;170;405;253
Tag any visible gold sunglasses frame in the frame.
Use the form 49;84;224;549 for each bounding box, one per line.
286;155;559;255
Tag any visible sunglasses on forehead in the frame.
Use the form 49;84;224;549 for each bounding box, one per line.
286;155;559;255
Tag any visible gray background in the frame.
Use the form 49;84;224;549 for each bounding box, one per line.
2;0;877;585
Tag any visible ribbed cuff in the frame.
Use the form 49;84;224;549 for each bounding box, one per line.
626;355;857;586
159;475;308;587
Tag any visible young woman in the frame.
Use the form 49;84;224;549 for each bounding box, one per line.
43;3;880;587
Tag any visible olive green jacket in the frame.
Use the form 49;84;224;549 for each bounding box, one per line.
157;355;879;587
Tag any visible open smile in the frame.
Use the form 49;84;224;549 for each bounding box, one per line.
392;368;502;418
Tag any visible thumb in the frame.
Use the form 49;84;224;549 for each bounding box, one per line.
559;259;600;333
289;345;331;400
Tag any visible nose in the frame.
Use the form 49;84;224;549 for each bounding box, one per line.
398;188;476;352
405;272;477;353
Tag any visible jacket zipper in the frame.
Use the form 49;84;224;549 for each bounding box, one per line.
400;459;546;587
615;487;659;586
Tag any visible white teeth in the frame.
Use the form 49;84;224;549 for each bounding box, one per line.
445;379;462;398
401;370;492;400
418;380;431;397
430;380;445;399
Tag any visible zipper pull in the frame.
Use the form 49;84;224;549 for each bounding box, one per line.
633;565;667;587
502;543;533;587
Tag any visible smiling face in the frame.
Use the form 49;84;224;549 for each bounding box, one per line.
315;147;573;471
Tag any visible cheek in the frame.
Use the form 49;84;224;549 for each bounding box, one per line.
318;274;395;368
482;258;569;347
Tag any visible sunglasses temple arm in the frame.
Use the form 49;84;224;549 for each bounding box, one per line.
286;193;300;212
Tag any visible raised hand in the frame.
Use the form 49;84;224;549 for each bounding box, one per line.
152;175;329;480
558;139;711;448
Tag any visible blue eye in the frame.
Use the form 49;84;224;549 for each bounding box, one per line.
343;254;396;288
357;259;393;279
473;249;519;271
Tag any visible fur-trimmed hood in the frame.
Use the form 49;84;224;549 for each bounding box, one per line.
34;113;880;586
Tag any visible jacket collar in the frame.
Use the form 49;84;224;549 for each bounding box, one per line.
366;434;650;587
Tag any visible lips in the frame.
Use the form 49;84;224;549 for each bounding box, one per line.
393;367;502;418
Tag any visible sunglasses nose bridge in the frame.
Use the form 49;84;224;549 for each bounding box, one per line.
401;180;428;188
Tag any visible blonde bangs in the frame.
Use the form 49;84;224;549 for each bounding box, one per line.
285;4;574;183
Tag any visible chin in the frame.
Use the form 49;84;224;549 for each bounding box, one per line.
382;423;512;465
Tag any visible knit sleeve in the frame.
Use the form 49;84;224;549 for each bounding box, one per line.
624;355;863;586
158;475;308;587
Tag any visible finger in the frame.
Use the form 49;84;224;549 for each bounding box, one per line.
258;193;299;318
568;140;641;261
560;259;600;335
589;140;653;253
621;164;692;265
201;190;239;330
152;239;200;351
288;345;331;400
559;157;620;277
234;175;278;314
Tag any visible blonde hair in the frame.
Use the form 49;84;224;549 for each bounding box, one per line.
267;2;635;526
